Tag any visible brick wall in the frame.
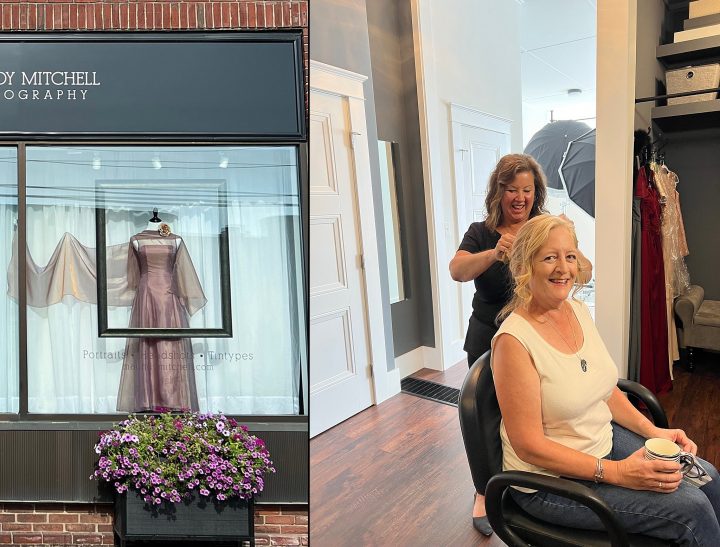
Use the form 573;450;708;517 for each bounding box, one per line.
0;503;309;545
0;503;114;545
255;505;309;546
0;1;308;32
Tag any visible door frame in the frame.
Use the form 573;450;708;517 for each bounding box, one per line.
450;103;512;240
445;104;512;366
310;60;398;406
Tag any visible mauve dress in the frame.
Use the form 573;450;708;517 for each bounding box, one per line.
116;230;207;412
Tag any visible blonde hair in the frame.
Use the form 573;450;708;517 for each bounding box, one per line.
497;214;584;322
484;153;548;232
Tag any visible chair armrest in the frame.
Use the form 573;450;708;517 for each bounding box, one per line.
674;285;704;327
485;471;629;547
617;379;669;429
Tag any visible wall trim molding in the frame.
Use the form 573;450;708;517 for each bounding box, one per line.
450;103;512;132
310;60;367;100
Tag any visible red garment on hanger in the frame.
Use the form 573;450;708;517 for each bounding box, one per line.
635;167;671;395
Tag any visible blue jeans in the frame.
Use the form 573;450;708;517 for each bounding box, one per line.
510;423;720;546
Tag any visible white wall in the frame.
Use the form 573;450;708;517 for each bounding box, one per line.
412;0;523;370
595;0;638;377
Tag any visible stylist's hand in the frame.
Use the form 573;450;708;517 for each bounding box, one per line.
651;427;698;455
614;448;683;493
493;233;516;262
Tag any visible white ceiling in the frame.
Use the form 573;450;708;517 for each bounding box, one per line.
519;0;596;114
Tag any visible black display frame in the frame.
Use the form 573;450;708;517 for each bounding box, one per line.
95;178;233;338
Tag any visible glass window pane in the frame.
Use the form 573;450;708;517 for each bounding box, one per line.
0;147;18;413
25;146;304;415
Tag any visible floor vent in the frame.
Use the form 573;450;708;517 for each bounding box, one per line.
400;377;460;407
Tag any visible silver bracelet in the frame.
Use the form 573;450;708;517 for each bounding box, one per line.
593;458;604;483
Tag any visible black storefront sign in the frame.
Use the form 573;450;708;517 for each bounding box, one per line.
0;32;305;139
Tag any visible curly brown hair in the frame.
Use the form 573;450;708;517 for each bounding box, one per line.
484;154;548;232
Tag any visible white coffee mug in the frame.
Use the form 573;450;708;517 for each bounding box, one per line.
644;438;703;478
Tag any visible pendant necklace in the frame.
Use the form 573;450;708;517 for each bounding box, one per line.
543;303;588;372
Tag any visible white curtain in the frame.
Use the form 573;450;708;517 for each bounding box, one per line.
0;206;19;413
21;146;302;415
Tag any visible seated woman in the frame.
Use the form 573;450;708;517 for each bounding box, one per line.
491;214;720;545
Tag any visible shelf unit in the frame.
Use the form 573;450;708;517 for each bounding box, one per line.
651;99;720;131
653;34;720;131
657;35;720;66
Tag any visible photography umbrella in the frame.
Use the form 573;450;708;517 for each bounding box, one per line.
559;128;596;218
523;120;592;190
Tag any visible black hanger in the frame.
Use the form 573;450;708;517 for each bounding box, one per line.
149;208;162;223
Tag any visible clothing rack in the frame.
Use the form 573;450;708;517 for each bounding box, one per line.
635;128;667;170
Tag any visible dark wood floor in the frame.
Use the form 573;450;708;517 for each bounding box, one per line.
310;350;720;546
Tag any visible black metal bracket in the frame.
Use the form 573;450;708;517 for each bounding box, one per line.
635;86;720;104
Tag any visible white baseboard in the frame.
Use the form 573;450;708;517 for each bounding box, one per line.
396;347;426;379
375;367;401;404
395;345;446;378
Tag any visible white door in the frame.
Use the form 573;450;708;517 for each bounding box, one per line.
450;108;511;360
309;89;374;437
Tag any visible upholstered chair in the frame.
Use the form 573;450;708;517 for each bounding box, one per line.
674;285;720;371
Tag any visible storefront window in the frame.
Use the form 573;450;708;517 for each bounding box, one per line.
24;146;304;415
0;147;18;413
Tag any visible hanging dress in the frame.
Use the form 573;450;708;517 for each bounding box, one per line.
116;230;207;412
635;167;671;395
652;164;691;379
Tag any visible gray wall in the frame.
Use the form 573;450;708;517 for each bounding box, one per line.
310;0;397;370
366;0;434;356
634;0;666;130
664;130;720;300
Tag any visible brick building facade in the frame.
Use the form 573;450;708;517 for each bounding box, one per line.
0;1;308;546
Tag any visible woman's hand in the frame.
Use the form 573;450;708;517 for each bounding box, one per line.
650;427;698;455
613;448;683;493
493;233;516;262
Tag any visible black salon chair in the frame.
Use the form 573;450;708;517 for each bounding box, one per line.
458;351;670;547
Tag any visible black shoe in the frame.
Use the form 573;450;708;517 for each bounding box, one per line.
473;515;493;536
473;493;493;536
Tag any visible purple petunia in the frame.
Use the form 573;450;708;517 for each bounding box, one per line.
91;411;275;506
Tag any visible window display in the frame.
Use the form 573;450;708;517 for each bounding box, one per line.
18;146;304;415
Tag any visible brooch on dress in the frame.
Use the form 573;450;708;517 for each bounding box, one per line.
158;223;171;237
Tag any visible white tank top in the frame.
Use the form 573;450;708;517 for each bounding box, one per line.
491;300;618;487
